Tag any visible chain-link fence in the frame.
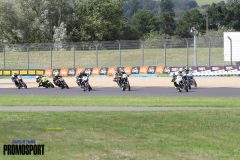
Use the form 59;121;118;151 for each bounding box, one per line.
0;37;230;69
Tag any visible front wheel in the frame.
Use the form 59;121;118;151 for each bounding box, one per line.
49;82;54;88
193;79;197;87
65;84;69;89
23;82;27;89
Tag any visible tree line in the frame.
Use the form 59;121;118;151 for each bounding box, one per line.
0;0;240;44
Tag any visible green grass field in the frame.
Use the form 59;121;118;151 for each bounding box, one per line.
0;96;239;107
0;110;239;160
0;48;229;69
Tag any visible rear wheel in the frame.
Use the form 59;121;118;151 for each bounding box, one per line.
128;83;131;91
49;82;54;88
184;85;189;92
122;85;126;91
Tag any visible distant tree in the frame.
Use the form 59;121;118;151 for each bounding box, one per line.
224;0;240;30
175;9;205;38
131;10;160;38
72;0;125;41
206;3;226;30
159;12;175;35
160;0;174;16
0;1;20;43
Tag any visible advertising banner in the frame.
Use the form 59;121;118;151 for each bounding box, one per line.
124;66;132;75
139;66;149;74
131;67;140;74
0;70;2;76
36;70;44;75
68;68;76;76
52;69;60;76
44;69;53;77
117;67;125;72
163;67;171;74
225;65;238;71
155;66;165;74
100;67;108;75
11;70;20;75
28;70;36;75
60;68;69;76
147;66;156;74
92;68;101;75
211;66;225;71
3;70;11;76
107;67;117;76
75;68;85;76
197;66;211;72
20;70;28;75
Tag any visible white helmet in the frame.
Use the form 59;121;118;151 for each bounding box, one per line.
35;76;39;79
179;68;183;72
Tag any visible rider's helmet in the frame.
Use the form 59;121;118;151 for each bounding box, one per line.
178;68;183;75
78;71;84;76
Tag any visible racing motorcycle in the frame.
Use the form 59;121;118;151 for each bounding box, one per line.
12;76;27;89
172;74;188;92
36;76;54;88
114;74;131;91
76;75;92;91
54;77;69;89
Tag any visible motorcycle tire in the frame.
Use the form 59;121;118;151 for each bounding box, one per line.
128;83;131;91
188;84;191;90
65;84;69;89
23;82;27;89
178;88;181;92
184;85;189;92
49;83;54;88
193;79;197;87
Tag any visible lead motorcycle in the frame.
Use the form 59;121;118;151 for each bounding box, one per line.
172;74;188;92
12;75;27;89
76;75;92;91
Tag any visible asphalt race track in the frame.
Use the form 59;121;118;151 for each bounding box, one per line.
0;87;239;97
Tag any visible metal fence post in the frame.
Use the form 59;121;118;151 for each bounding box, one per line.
227;36;233;65
208;38;211;66
73;46;76;68
141;40;144;66
118;40;122;67
96;42;98;68
27;47;29;69
3;46;6;69
164;42;167;66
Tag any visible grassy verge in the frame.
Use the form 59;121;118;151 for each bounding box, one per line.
0;110;239;160
0;48;229;69
0;96;239;107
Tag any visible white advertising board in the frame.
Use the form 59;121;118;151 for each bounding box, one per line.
224;32;240;61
